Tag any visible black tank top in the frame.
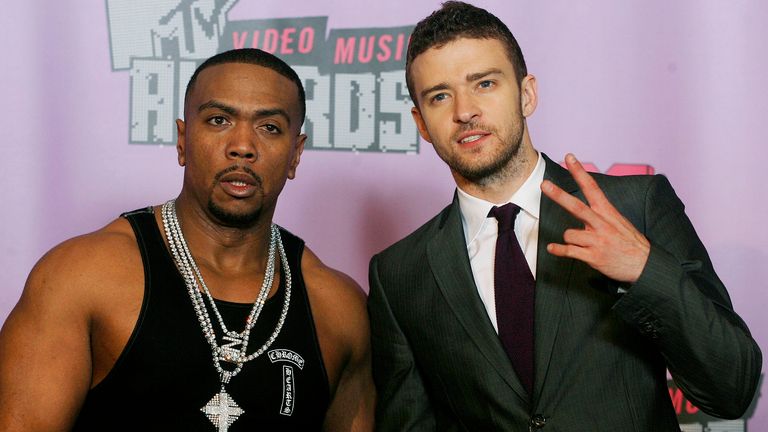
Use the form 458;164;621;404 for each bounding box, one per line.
73;207;330;431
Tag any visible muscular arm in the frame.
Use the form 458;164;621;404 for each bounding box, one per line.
302;248;375;432
367;256;436;431
0;220;142;430
0;240;95;430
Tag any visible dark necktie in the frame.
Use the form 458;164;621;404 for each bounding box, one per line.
488;203;535;395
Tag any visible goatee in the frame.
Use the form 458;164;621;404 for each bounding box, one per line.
208;165;264;228
208;199;262;229
449;118;525;186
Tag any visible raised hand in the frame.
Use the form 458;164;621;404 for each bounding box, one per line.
541;153;650;283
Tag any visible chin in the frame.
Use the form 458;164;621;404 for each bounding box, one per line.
207;200;262;228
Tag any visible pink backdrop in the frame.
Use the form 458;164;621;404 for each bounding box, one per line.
1;1;765;428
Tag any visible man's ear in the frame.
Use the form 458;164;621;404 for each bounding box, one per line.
411;107;433;144
287;133;306;180
176;119;186;166
520;74;538;118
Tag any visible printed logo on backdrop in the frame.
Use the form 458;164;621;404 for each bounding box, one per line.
576;162;655;176
669;375;762;432
105;0;418;153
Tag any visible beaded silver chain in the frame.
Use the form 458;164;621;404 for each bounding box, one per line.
162;200;291;383
167;203;276;345
160;199;292;383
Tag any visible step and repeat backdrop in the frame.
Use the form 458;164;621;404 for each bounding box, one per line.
1;1;765;429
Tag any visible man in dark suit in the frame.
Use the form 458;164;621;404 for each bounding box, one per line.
367;2;762;430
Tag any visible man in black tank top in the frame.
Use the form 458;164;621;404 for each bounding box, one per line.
0;49;375;431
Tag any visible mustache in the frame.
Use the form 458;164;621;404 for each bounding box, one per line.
213;164;262;186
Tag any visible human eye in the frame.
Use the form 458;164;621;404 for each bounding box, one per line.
261;123;282;134
430;92;448;104
478;80;495;89
207;115;230;126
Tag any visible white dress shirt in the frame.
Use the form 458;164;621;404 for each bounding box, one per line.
456;152;545;332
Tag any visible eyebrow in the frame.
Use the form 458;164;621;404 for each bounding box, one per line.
198;100;238;116
466;68;503;82
197;100;292;125
253;108;292;126
420;83;450;101
419;68;505;101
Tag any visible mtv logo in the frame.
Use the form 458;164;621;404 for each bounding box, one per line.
106;0;237;70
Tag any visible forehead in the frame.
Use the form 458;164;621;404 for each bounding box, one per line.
187;63;300;117
410;38;513;89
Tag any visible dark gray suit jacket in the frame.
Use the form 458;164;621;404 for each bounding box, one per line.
368;154;761;431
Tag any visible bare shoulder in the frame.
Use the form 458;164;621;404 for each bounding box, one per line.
7;214;146;372
0;216;143;430
301;246;367;323
301;247;375;430
300;245;369;363
24;217;140;303
9;216;144;332
301;245;365;295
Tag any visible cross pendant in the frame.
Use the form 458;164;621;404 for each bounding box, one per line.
201;387;244;432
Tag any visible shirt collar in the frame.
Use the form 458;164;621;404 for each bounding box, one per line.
457;151;545;247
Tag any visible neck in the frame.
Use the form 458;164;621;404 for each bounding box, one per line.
455;143;539;204
169;194;275;274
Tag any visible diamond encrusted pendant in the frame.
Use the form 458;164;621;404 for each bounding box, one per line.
220;334;245;363
201;386;244;432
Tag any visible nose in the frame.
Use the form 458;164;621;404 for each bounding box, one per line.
453;92;481;124
226;122;257;161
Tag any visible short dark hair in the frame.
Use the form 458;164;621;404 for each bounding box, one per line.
406;1;528;105
185;48;306;126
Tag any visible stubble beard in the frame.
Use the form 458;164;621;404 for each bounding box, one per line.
207;199;262;229
446;114;527;187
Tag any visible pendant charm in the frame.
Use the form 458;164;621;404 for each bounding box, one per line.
201;387;244;432
220;334;244;363
219;347;241;364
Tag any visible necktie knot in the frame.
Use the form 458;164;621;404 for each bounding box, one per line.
488;203;521;233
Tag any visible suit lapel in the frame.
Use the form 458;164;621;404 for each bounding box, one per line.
426;195;528;401
533;154;580;401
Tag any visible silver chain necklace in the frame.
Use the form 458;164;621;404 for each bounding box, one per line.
161;199;292;431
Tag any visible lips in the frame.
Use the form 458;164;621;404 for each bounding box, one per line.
218;171;261;198
460;134;483;144
455;130;491;147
